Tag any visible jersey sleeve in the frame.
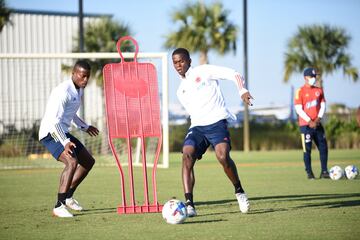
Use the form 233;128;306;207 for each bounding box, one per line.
294;88;311;123
47;88;71;146
294;88;302;105
72;114;89;131
320;88;326;103
204;64;249;96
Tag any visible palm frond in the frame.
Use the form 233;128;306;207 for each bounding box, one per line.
283;24;358;82
163;1;238;63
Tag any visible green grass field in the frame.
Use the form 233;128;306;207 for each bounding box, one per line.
1;149;359;240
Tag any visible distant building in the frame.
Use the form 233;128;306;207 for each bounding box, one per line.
0;9;111;133
168;102;294;127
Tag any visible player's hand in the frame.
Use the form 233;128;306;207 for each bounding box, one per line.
241;92;254;106
308;120;317;129
86;125;99;137
314;117;321;126
64;142;76;158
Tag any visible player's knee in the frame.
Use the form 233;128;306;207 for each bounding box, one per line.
182;153;194;167
182;152;192;161
64;158;78;170
88;157;95;170
216;153;228;166
78;156;95;171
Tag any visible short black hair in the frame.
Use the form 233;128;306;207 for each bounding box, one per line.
172;48;190;60
73;59;91;71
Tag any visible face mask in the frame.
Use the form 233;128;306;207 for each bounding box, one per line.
308;77;316;86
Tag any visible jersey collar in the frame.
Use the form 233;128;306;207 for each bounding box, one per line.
69;79;81;95
182;67;193;79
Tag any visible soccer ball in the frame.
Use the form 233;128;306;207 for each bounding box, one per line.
329;165;343;180
162;199;187;224
344;165;359;180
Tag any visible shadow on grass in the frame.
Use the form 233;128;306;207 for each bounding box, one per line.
195;192;360;215
183;219;226;224
250;192;360;202
75;207;117;216
74;193;360;217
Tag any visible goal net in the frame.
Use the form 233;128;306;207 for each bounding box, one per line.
0;52;169;169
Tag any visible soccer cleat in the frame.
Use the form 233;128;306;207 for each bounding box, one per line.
185;201;197;217
236;193;250;213
307;171;315;179
65;197;83;211
319;171;330;179
53;204;73;218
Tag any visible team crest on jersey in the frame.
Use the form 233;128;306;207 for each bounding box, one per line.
315;91;320;97
195;76;201;83
305;99;318;109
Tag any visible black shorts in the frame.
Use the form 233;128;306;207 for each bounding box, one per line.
40;133;85;160
183;119;231;159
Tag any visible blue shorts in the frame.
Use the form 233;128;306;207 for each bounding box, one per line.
40;133;85;160
183;119;231;160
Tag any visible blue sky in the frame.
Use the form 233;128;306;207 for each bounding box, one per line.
8;0;360;109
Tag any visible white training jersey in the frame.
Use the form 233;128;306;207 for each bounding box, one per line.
176;65;248;128
38;79;89;146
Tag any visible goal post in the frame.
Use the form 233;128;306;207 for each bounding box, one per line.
0;52;169;169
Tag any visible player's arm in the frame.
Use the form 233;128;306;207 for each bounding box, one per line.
46;89;71;146
46;89;76;157
72;114;89;131
294;104;311;123
205;65;253;105
73;115;99;137
315;91;326;125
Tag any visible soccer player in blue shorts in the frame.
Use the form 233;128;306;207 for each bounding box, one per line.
39;60;99;217
171;48;253;216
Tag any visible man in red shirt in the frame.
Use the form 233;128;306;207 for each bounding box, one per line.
294;67;330;179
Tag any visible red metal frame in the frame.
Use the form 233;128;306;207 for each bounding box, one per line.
103;36;163;214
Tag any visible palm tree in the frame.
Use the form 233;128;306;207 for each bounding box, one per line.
284;24;358;86
164;1;238;64
0;0;11;32
63;17;134;86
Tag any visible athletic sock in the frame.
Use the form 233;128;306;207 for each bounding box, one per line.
184;193;194;207
55;192;67;208
234;181;245;194
66;187;77;199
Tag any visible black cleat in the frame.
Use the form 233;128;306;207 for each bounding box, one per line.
319;171;330;179
307;171;315;179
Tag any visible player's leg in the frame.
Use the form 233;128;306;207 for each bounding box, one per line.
300;126;314;179
182;145;196;198
313;125;329;178
65;135;95;210
182;145;198;217
214;142;249;213
53;150;78;217
182;145;197;217
214;143;240;186
68;149;95;191
206;120;243;190
182;127;209;217
208;120;249;213
40;133;75;217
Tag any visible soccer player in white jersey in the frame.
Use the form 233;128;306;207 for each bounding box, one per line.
172;48;253;217
39;60;99;217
